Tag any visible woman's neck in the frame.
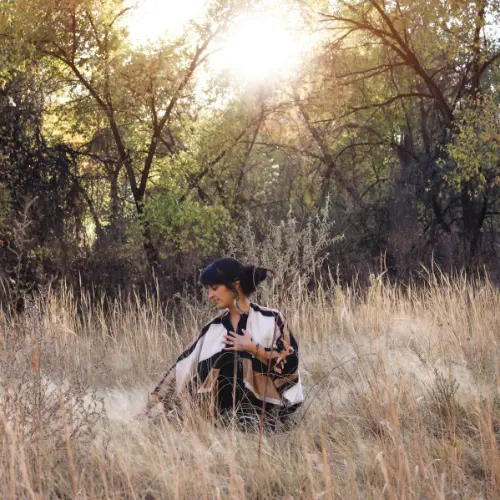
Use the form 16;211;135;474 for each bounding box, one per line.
228;295;250;317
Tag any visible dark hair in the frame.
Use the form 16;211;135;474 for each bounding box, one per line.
200;258;269;296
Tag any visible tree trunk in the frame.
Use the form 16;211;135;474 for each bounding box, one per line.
133;192;162;280
107;163;122;242
461;182;487;268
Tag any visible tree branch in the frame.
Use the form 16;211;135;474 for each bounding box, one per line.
139;21;226;199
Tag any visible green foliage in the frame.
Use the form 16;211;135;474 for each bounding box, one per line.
144;194;234;256
1;0;499;296
444;95;500;197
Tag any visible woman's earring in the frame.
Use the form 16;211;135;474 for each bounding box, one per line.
235;295;242;312
234;296;247;314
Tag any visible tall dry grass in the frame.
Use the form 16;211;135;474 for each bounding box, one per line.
0;272;499;498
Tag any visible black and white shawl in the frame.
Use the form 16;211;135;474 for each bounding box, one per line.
152;303;304;413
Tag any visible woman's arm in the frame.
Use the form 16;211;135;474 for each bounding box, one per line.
139;367;176;417
140;325;207;416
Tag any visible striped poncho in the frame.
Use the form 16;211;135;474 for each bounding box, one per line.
152;303;304;422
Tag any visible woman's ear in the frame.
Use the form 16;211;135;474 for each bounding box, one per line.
232;280;241;295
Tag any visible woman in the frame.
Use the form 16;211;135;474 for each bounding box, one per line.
143;257;304;428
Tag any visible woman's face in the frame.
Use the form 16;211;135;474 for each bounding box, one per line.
207;283;237;309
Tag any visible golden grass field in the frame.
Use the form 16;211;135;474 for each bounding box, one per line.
1;273;499;499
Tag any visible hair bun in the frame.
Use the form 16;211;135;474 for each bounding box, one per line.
240;265;269;295
248;265;268;285
200;258;271;296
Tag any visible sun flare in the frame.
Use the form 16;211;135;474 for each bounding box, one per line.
211;13;301;82
126;1;304;84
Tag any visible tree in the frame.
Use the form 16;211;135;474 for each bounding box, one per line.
7;0;241;276
311;0;500;267
0;47;91;300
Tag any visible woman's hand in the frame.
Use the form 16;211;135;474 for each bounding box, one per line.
223;329;254;352
136;407;151;420
136;393;159;420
